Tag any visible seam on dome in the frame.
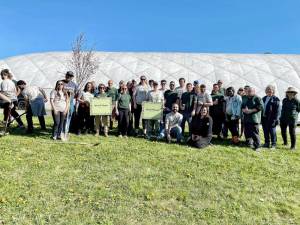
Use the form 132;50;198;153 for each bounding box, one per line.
210;54;299;89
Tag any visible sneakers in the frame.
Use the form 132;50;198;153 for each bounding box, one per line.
118;134;123;138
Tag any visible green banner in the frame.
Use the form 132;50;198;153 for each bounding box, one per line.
142;101;163;120
90;97;112;116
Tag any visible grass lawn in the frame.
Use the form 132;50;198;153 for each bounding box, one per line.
0;117;299;225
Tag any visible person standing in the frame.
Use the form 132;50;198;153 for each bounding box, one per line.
188;106;213;149
77;82;94;135
164;81;179;115
217;80;226;96
0;69;24;128
280;87;300;150
106;80;118;130
115;84;132;138
50;80;69;140
159;80;168;94
261;85;281;149
192;84;213;116
145;81;164;139
179;83;194;135
95;84;110;137
62;71;78;137
224;87;242;144
210;83;225;139
133;75;149;135
16;80;47;133
241;87;264;151
175;77;186;99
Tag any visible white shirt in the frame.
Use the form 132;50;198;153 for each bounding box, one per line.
0;79;17;100
22;86;44;102
135;84;149;104
50;90;67;112
165;111;183;129
147;90;164;103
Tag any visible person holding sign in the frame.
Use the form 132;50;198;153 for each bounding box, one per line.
115;84;131;138
94;84;110;137
159;103;183;144
145;81;164;139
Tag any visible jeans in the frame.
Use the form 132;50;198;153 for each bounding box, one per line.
146;120;160;137
280;121;296;148
52;111;66;138
244;123;260;148
159;126;182;142
180;112;191;135
226;116;239;137
262;117;277;146
26;104;46;131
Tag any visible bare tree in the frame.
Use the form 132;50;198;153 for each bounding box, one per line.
68;33;99;90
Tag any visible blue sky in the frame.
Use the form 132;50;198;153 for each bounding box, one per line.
0;0;299;59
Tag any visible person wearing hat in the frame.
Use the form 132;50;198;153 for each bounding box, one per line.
280;87;300;150
16;80;47;133
145;81;164;139
261;85;281;149
95;83;110;137
133;75;149;136
241;87;264;151
62;71;79;138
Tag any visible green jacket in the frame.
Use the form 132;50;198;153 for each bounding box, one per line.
241;95;263;124
280;98;300;124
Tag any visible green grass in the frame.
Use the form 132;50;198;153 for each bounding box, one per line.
0;117;299;225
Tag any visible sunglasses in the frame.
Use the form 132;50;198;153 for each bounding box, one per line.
287;91;296;94
58;83;64;85
100;87;105;89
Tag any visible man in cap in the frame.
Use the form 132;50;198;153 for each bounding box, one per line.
63;71;79;138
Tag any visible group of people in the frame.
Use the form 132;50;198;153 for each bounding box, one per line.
1;68;299;151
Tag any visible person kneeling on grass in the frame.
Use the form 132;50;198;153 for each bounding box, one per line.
95;83;110;137
188;106;213;149
159;103;183;144
16;80;47;133
50;80;69;140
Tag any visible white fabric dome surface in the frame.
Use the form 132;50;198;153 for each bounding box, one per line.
0;51;300;99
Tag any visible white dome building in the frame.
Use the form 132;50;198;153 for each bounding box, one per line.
0;51;299;99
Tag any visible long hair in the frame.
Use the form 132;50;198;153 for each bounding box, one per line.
83;82;94;93
55;80;68;98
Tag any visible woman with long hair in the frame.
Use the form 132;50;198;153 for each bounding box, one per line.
77;82;95;135
188;106;213;149
50;80;69;140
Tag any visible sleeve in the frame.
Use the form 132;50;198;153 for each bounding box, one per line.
50;90;55;99
297;99;300;112
256;97;263;112
206;93;212;103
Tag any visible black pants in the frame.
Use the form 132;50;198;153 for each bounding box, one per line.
226;116;239;137
280;122;296;148
118;108;130;135
134;104;145;129
244;123;260;148
262;117;277;146
211;113;224;136
77;104;93;132
26;104;46;131
3;101;24;126
52;110;66;138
